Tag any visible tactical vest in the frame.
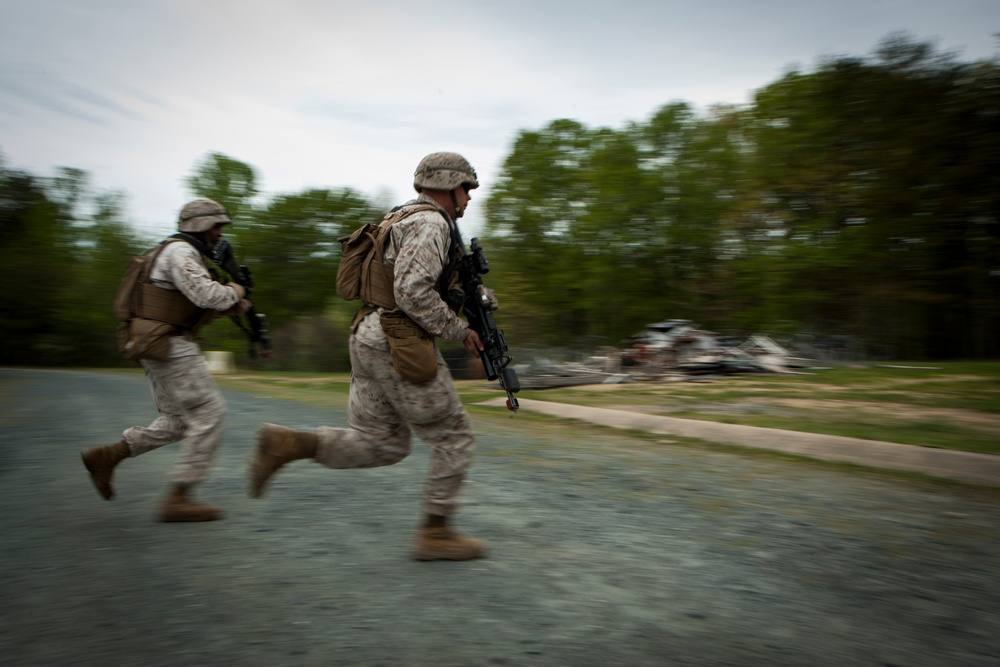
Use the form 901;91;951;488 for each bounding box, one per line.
130;239;220;333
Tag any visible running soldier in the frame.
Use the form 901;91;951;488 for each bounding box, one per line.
248;152;491;560
81;199;250;522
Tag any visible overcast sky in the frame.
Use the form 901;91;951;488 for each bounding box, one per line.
1;0;997;238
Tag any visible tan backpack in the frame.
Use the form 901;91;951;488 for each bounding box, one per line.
335;203;438;308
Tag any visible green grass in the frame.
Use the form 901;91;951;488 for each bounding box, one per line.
508;362;1000;454
88;361;1000;456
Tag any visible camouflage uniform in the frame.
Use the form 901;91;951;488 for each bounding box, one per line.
250;153;486;558
315;194;475;515
123;241;241;487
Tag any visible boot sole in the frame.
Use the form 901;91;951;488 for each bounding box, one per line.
413;553;485;561
413;548;487;561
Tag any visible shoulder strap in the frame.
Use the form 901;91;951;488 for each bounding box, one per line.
441;211;464;302
380;202;441;225
169;232;214;260
166;232;223;279
141;238;183;283
387;201;463;303
372;202;443;264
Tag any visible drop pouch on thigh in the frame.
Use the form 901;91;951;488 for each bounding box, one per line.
119;318;175;362
379;311;438;383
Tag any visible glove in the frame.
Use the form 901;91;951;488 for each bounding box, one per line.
227;282;247;299
477;285;499;311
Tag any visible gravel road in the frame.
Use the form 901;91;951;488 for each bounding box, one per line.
1;368;999;667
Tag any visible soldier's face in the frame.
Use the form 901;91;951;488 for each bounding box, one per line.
455;184;472;218
205;224;225;247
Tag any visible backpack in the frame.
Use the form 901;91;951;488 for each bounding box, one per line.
336;203;438;307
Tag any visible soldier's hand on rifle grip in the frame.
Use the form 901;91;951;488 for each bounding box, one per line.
227;282;247;299
464;329;485;355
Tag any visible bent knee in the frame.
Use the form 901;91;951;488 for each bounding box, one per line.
183;396;226;432
374;426;411;464
414;410;475;449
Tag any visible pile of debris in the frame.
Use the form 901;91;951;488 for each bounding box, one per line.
516;320;812;389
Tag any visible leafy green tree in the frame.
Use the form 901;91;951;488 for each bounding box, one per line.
483;119;601;348
52;193;146;365
197;185;380;370
185;152;259;218
645;103;750;330
742;34;1000;358
0;162;79;365
483;108;749;350
240;187;377;324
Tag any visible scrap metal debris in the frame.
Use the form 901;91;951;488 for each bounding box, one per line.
517;319;812;389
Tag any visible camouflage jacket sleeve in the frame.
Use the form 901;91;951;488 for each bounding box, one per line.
150;242;241;311
385;205;470;342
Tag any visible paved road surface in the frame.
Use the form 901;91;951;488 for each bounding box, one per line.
2;368;999;667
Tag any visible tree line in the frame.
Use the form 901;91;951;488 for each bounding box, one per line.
484;34;999;360
0;151;380;370
1;35;997;370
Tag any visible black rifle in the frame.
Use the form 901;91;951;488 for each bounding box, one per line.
211;239;273;359
451;237;520;413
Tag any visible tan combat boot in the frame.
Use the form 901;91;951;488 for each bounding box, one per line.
413;515;487;561
248;423;318;498
159;484;222;522
81;440;131;500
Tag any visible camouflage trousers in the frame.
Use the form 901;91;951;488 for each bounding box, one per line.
314;336;476;516
122;343;227;487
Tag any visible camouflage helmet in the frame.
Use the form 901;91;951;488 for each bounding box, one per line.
177;199;233;233
413;152;479;192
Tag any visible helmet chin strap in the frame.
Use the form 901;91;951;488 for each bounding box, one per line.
450;189;464;218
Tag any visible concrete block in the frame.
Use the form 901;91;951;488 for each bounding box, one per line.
205;350;236;375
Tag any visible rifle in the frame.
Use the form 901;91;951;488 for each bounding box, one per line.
451;237;520;413
211;239;273;359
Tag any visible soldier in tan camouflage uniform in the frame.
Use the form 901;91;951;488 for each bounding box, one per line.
249;152;489;561
81;199;250;522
